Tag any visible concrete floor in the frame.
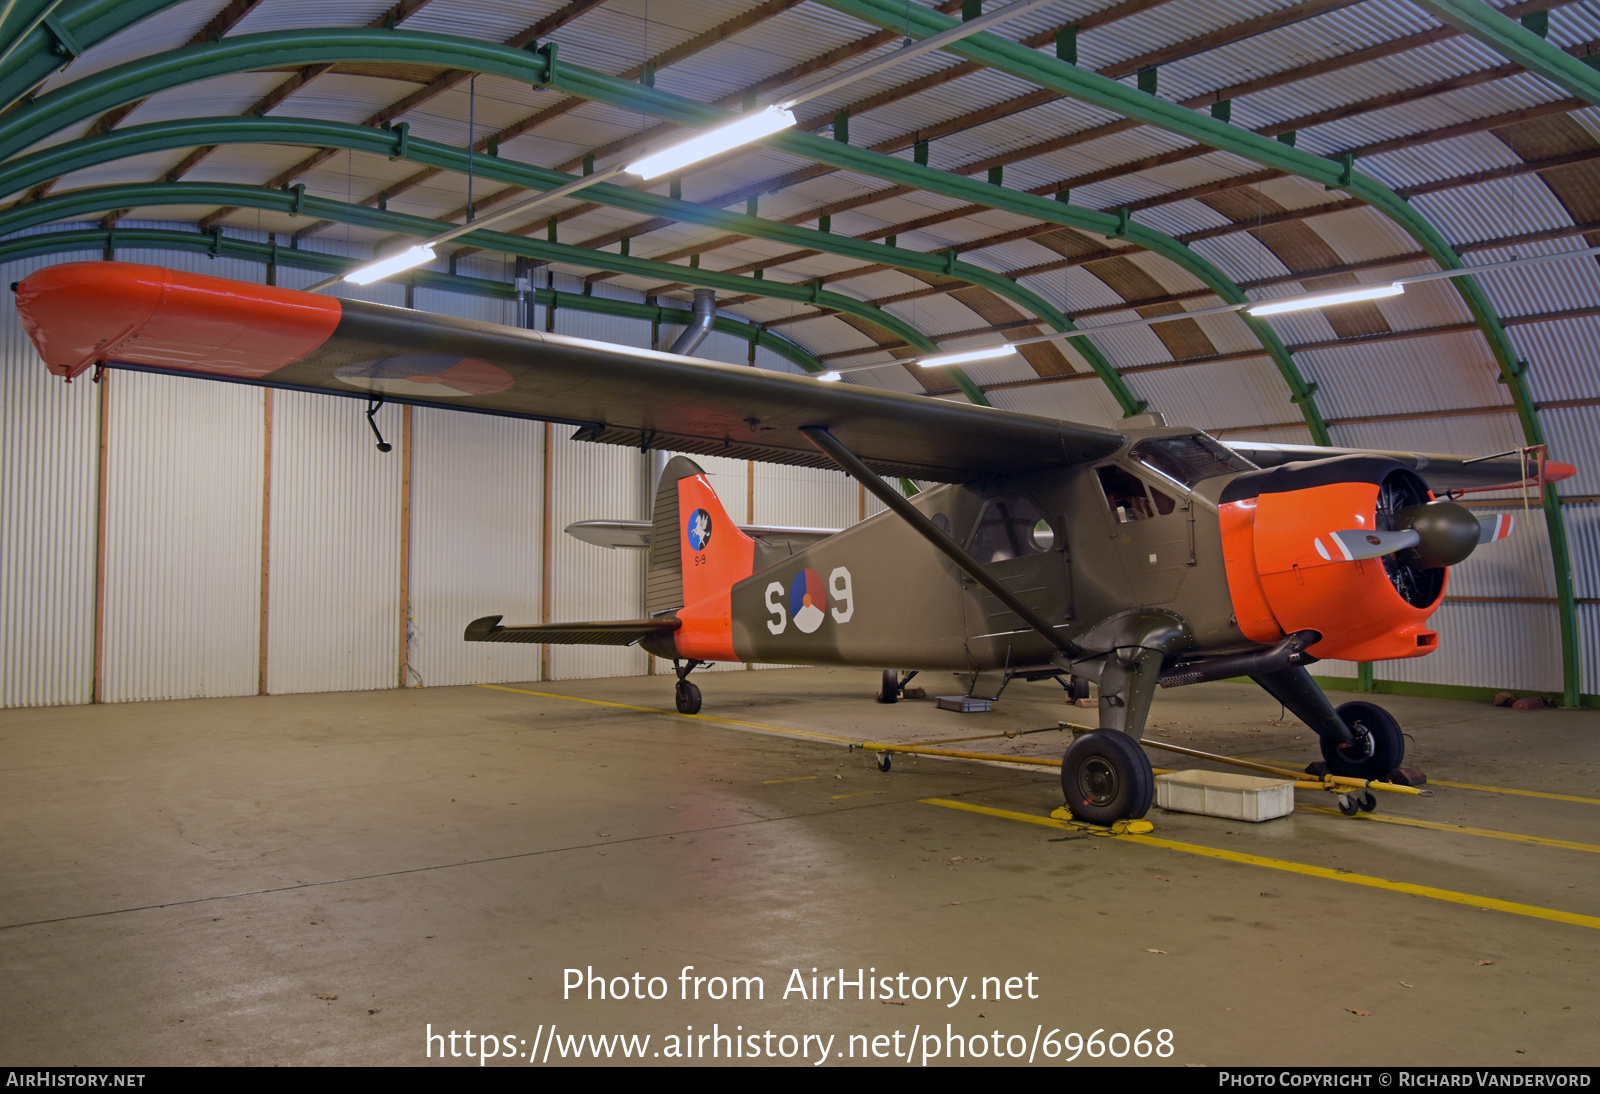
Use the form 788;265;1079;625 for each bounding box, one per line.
2;667;1597;1067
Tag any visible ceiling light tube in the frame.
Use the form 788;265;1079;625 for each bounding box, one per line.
816;370;842;382
1246;283;1403;316
920;344;1018;368
626;105;796;180
344;244;436;286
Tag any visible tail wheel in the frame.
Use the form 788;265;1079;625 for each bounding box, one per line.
1323;701;1404;780
878;669;900;704
675;680;702;715
1060;730;1154;825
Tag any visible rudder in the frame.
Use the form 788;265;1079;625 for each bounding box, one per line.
646;455;754;661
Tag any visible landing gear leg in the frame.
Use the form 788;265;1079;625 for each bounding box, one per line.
1251;665;1354;751
673;658;705;715
1095;646;1164;741
1059;646;1163;823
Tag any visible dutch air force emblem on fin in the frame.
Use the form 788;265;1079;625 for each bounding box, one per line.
789;569;827;634
687;508;712;552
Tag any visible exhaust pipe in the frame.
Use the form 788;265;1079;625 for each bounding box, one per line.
1158;630;1321;688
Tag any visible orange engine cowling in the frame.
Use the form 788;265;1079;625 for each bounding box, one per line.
1219;459;1442;662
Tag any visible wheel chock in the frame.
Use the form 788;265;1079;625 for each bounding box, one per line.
1388;767;1428;787
1049;805;1154;835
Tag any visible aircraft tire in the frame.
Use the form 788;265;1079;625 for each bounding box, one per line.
675;680;702;715
1323;701;1403;780
878;669;900;704
1060;730;1154;825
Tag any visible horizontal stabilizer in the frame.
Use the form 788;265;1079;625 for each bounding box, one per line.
464;615;680;647
566;518;840;551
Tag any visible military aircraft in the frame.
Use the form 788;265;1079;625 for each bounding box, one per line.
15;261;1572;824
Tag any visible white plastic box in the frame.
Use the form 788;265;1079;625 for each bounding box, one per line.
1154;769;1295;822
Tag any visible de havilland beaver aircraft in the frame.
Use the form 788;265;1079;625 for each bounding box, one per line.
16;262;1573;824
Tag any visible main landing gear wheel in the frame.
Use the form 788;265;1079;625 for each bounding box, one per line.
675;680;702;715
1060;729;1154;826
878;669;900;703
1323;701;1404;780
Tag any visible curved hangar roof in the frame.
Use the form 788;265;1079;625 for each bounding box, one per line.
4;0;1600;462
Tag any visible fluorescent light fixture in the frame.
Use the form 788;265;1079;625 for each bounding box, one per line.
626;105;796;180
345;245;436;286
920;344;1018;368
1246;283;1403;317
816;370;842;382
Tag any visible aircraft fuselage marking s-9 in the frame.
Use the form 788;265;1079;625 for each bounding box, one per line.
763;567;854;635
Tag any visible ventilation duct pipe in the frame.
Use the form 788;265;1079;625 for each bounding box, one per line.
651;288;719;498
667;287;717;355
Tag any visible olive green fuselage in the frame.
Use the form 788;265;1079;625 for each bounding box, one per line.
724;428;1251;675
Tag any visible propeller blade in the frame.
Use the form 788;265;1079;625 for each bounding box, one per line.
1477;513;1514;545
1315;528;1421;562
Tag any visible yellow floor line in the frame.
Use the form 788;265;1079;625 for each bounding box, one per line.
477;684;857;744
1237;751;1600;807
1302;806;1600;855
1426;779;1600;807
762;776;818;785
831;790;886;800
922;798;1600;932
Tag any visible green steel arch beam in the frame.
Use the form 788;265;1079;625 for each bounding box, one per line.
0;179;984;390
0;27;1327;434
1411;0;1600;107
0;116;1137;412
0;225;827;375
0;0;180;110
823;0;1582;708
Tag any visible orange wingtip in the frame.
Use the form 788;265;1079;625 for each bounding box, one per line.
15;261;341;380
1543;459;1577;483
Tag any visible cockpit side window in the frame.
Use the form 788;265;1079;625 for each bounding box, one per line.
968;496;1051;563
1096;465;1155;524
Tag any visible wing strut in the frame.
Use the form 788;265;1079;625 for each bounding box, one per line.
800;426;1080;659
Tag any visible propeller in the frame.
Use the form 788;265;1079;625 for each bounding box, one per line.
1311;470;1516;610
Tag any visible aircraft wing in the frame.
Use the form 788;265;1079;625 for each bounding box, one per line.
1223;440;1576;493
15;262;1125;484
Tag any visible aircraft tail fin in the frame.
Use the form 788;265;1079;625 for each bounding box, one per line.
647;456;755;659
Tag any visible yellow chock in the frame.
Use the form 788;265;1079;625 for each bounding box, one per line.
1049;805;1153;835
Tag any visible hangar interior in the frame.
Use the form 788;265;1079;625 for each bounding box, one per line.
2;0;1599;1067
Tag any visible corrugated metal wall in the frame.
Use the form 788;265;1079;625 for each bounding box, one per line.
101;370;264;702
407;408;544;688
548;430;648;680
265;389;402;695
0;250;100;707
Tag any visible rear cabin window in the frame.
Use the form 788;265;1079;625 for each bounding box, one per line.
968;496;1052;562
